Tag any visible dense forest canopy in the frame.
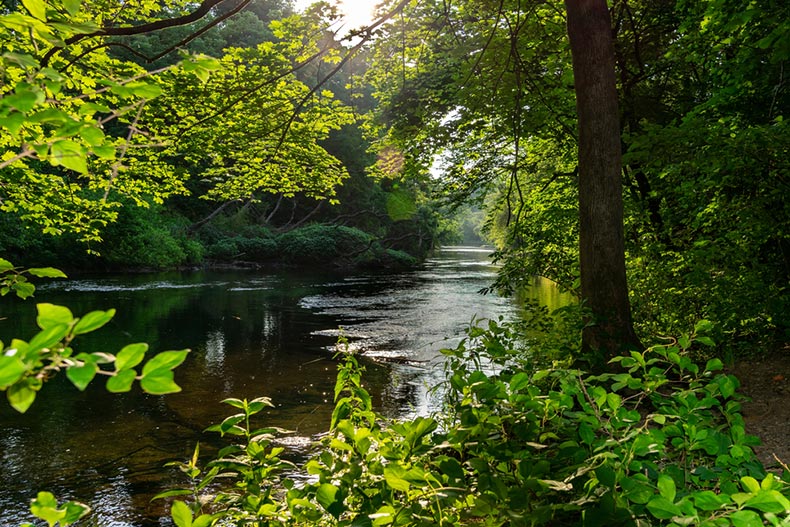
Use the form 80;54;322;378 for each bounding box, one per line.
365;0;789;356
0;0;445;270
1;0;789;524
0;0;786;367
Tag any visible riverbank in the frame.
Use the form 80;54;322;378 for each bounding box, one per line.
736;349;790;471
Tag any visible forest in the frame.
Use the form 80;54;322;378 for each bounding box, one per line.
0;0;788;525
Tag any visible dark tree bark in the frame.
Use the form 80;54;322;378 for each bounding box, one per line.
564;0;642;359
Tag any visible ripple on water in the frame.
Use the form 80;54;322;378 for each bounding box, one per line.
39;280;226;293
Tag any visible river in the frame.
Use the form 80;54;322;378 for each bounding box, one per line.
0;247;571;525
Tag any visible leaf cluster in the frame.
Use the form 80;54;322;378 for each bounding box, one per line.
165;319;790;526
0;259;189;412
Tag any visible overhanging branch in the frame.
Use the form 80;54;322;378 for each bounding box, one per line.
42;0;245;66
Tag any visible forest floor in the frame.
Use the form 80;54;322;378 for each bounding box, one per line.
735;348;790;471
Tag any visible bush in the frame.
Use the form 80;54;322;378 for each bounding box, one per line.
235;236;278;261
277;224;373;265
164;320;790;526
205;238;240;260
101;207;202;269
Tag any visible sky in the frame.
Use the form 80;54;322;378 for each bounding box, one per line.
292;0;378;33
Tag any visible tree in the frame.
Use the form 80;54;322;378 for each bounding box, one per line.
564;0;641;356
366;0;641;358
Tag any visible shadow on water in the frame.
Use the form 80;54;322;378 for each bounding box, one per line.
0;246;570;525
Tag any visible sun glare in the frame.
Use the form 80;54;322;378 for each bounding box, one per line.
293;0;378;33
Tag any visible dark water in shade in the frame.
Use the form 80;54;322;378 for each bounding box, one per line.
0;247;572;526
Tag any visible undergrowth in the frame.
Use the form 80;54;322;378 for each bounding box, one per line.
159;317;790;527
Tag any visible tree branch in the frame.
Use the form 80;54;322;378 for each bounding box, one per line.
41;0;237;66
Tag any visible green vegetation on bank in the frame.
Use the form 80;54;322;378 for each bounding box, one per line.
0;210;424;271
1;0;789;525
155;317;789;527
368;0;790;357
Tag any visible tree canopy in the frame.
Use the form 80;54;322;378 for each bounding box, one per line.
363;0;789;354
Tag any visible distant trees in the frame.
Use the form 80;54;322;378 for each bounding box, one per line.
0;0;374;260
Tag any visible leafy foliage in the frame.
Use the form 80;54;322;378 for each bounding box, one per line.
0;260;189;413
164;320;790;526
0;0;195;243
365;0;790;357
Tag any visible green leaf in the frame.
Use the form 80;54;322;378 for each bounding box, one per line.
142;350;189;375
729;509;764;527
316;483;342;517
2;52;38;68
62;0;81;15
62;501;90;524
21;0;47;21
657;474;676;502
509;372;531;392
92;145;116;159
606;392;622;410
37;303;74;329
221;397;245;409
78;126;105;147
152;489;193;500
0;355;26;388
0;258;13;271
66;362;98;391
125;81;163;99
741;476;761;493
718;375;737;398
370;505;395;526
646;496;682;519
693;490;729;511
106;369;136;393
50;139;87;173
192;514;214;527
0;111;26;135
14;281;35;299
620;476;653;504
30;491;65;527
171;500;192;527
578;422;595;445
383;464;411;491
705;358;723;372
596;465;616;487
73;309;115;335
27;324;69;354
761;473;776;491
8;379;39;413
4;89;43;112
217;414;245;434
694;319;714;334
33;491;58;509
140;369;181;395
27;267;67;278
247;396;274;414
29;108;69;124
115;342;147;370
744;490;790;513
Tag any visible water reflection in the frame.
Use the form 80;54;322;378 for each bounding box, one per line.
0;247;570;525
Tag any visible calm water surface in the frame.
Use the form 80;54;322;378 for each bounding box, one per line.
0;247;570;526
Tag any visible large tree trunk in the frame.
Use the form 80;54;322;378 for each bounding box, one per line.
564;0;642;360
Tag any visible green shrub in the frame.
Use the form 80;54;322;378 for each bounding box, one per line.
205;238;241;260
364;247;418;269
277;224;373;264
165;320;790;526
235;236;278;261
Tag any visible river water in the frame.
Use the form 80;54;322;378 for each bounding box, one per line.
0;247;571;525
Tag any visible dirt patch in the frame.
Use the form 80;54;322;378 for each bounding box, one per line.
733;349;790;471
